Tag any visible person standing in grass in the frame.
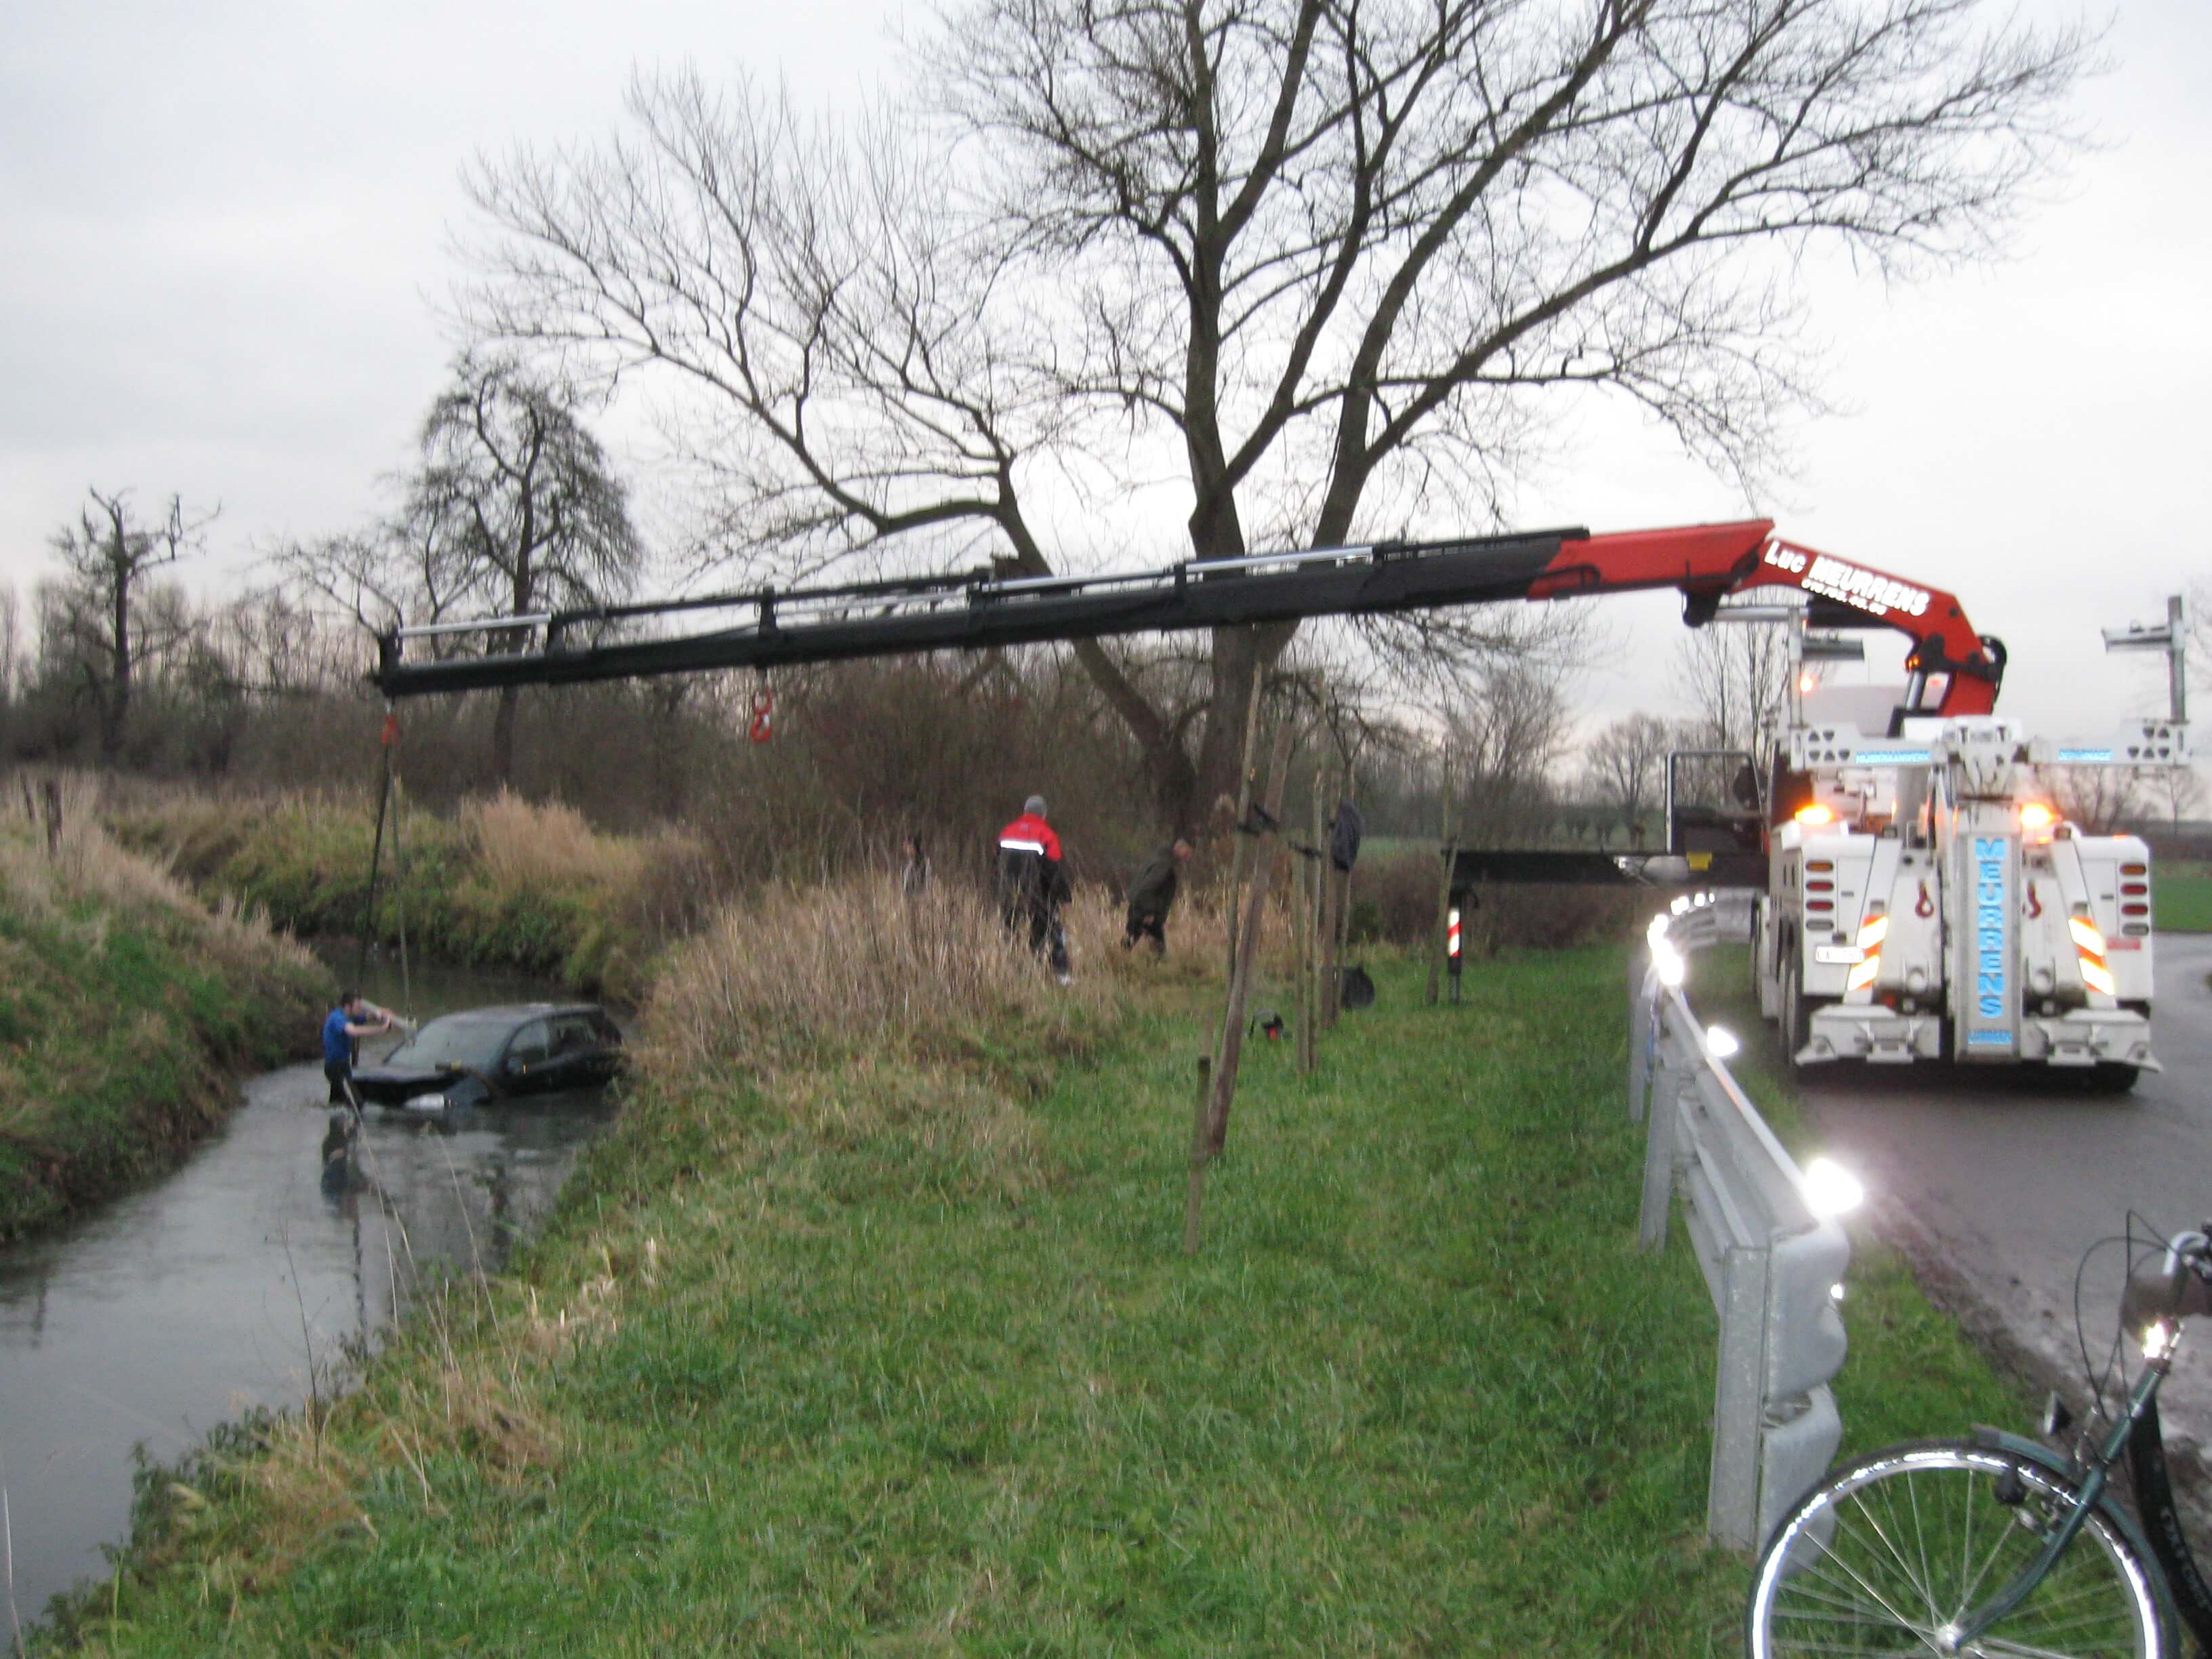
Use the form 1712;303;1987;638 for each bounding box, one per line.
994;795;1073;984
1122;838;1193;957
322;990;393;1105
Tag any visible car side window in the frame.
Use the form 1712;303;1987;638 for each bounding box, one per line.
508;1020;551;1067
550;1015;596;1055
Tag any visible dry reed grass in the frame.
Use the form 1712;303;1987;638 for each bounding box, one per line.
644;872;1112;1084
464;789;693;897
0;771;314;979
1059;868;1305;996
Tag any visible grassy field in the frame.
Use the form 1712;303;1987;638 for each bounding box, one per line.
41;883;2024;1657
2155;859;2212;933
0;786;324;1242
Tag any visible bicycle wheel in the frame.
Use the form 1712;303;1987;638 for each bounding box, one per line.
2127;1397;2212;1650
1747;1439;2169;1658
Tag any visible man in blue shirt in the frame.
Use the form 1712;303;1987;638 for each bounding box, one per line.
322;990;394;1105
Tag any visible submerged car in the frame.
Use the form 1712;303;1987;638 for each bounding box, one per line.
349;1004;623;1113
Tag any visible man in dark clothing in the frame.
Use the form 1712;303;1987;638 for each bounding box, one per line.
995;795;1073;983
1122;838;1193;956
322;990;394;1105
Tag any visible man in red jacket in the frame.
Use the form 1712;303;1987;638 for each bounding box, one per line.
995;794;1072;983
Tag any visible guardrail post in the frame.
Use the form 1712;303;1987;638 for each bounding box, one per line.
1709;1243;1769;1551
1756;1220;1851;1537
1627;951;1652;1122
1637;1012;1678;1253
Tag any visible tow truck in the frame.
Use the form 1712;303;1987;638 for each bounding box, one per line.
1750;688;2181;1090
369;516;2186;1084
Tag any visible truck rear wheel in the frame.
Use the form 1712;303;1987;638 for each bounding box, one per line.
1780;959;1809;1077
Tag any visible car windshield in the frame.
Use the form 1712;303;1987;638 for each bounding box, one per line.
387;1017;511;1071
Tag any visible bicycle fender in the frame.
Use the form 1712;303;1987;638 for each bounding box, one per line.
1970;1425;2178;1618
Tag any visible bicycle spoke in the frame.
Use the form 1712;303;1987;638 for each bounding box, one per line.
1783;1507;1941;1641
1752;1448;2158;1659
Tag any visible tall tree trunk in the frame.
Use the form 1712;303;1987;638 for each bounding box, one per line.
1187;620;1296;831
491;547;535;787
103;536;131;766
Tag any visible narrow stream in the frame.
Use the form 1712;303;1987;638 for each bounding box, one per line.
0;958;623;1628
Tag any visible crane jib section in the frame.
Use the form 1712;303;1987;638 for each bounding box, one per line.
368;517;1992;708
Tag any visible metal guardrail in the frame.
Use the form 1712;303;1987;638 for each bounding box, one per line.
1629;893;1853;1553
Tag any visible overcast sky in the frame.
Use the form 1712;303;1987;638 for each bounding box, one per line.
3;0;2205;752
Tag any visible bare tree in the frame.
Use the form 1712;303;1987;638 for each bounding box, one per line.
1584;712;1677;839
463;0;2089;827
1441;648;1578;846
0;580;18;714
2150;764;2206;831
2049;765;2142;836
1674;621;1794;770
403;358;644;783
46;489;216;763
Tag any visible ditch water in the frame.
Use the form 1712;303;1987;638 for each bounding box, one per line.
0;955;625;1629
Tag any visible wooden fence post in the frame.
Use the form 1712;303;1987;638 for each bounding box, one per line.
1427;838;1458;1010
1299;783;1324;1073
1319;770;1345;1027
1221;678;1264;980
41;778;62;858
1182;1056;1213;1255
1208;721;1296;1156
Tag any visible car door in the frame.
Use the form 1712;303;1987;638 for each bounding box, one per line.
546;1012;602;1088
502;1018;552;1096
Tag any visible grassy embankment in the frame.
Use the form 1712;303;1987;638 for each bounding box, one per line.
0;781;324;1242
42;880;2024;1656
110;787;712;1000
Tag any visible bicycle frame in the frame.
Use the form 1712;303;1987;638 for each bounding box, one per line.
1956;1340;2177;1647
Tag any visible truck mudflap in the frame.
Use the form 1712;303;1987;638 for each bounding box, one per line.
1796;1006;2160;1069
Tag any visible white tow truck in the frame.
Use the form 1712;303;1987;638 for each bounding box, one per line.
1750;706;2186;1090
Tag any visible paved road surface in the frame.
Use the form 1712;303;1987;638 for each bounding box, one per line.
1801;934;2212;1472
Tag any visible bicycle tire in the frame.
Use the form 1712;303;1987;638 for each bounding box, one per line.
1748;1438;2170;1658
2127;1397;2212;1650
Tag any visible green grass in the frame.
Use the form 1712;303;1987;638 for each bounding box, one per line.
2154;861;2212;933
0;825;323;1242
48;947;2026;1656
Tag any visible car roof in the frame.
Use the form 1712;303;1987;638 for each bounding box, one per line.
417;1003;605;1027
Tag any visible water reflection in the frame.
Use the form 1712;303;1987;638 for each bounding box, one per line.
0;958;621;1628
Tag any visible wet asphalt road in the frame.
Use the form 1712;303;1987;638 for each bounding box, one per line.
1799;933;2212;1466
